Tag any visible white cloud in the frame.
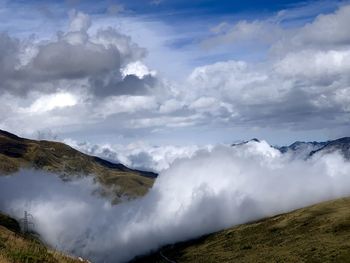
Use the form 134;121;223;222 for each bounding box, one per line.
96;95;157;117
203;3;350;52
274;49;350;78
2;4;350;142
185;60;276;105
68;10;91;32
64;139;211;172
174;5;350;131
128;114;205;129
1;142;350;262
121;61;156;79
295;5;350;47
23;92;77;113
158;99;183;114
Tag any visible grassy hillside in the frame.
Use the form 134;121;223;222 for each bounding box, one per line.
133;197;350;263
0;212;85;263
0;130;155;200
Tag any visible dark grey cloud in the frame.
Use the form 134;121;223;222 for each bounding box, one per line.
89;73;157;97
0;33;19;75
30;41;121;79
0;11;154;98
0;33;21;93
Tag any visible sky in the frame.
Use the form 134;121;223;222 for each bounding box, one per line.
1;0;350;166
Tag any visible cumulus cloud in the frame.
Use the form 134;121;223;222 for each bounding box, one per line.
274;49;350;78
2;4;350;141
171;4;350;132
182;59;347;129
290;4;350;48
69;10;91;32
64;138;209;172
203;4;350;52
0;10;153;97
0;10;163;136
1;142;350;262
21;92;78;114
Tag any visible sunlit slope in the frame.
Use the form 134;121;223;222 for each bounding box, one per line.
0;129;155;199
133;197;350;263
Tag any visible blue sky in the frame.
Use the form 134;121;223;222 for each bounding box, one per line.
18;0;339;18
2;1;343;34
1;0;350;154
1;0;344;74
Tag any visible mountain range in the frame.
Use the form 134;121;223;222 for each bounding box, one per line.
1;130;350;263
235;137;350;160
1;129;350;200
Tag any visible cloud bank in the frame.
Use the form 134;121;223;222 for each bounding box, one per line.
1;141;350;262
64;138;212;172
1;3;350;142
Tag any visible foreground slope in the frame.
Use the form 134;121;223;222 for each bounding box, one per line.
133;197;350;263
0;130;155;199
0;212;83;263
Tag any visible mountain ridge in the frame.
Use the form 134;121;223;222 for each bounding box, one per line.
309;137;350;159
0;129;156;200
235;136;350;160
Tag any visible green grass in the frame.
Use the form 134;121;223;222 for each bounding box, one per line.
0;213;83;263
3;238;57;263
132;197;350;263
0;129;154;200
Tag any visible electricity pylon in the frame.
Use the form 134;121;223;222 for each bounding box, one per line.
20;211;34;234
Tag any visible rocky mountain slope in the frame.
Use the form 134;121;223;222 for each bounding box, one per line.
274;137;349;160
0;130;156;200
309;137;350;159
234;137;350;160
278;140;327;158
132;197;350;263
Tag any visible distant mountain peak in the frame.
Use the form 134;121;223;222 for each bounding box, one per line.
309;137;350;159
277;137;350;160
232;138;260;147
